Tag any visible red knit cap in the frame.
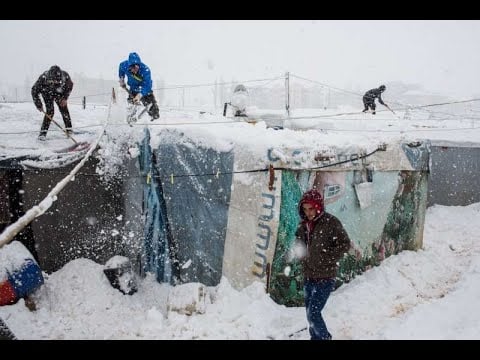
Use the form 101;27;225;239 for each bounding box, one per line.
298;189;324;220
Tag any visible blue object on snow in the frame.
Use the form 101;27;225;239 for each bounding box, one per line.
8;259;44;299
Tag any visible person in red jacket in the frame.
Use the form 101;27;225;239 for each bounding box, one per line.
31;65;74;140
290;188;351;340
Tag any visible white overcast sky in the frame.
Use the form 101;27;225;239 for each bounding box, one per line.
1;20;480;98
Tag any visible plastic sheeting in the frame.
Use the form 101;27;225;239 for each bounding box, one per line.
140;129;234;286
138;129;173;284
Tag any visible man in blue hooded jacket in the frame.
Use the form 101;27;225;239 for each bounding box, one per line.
118;52;160;120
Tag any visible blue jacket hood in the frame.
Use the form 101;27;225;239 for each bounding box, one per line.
128;52;141;66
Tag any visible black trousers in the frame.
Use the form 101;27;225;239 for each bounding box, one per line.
128;92;159;118
40;94;72;135
362;96;376;111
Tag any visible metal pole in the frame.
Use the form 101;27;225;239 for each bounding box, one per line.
214;79;217;110
285;72;290;117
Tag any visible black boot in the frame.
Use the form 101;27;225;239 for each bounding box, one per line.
149;104;160;120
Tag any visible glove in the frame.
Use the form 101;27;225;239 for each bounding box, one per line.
59;99;68;107
119;78;126;88
37;106;43;113
133;93;142;104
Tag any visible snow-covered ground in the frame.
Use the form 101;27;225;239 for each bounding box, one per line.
1;202;479;340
